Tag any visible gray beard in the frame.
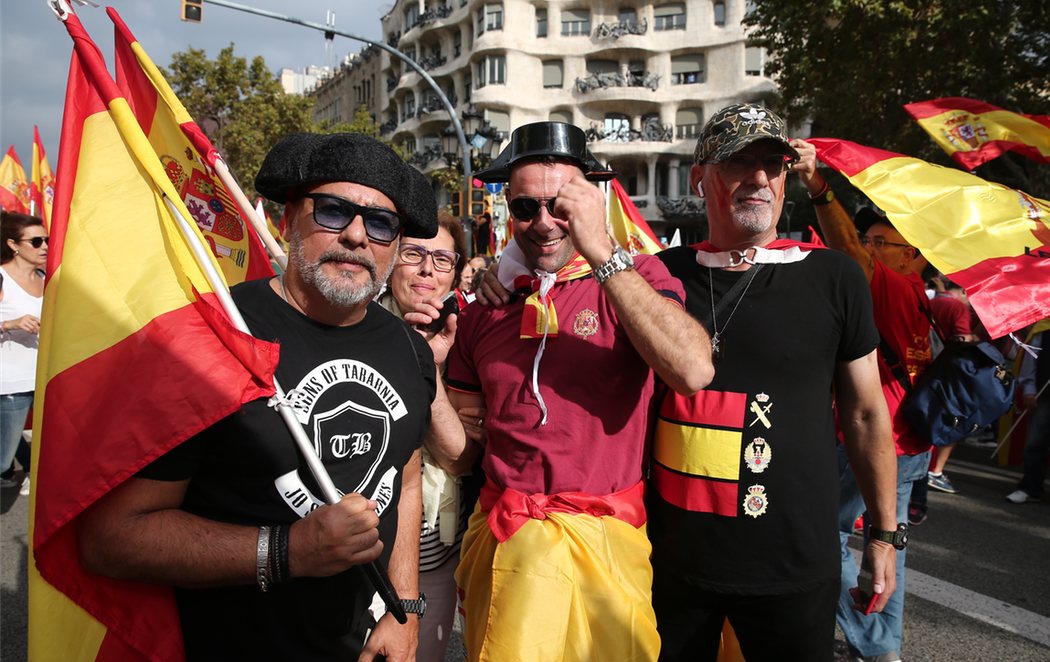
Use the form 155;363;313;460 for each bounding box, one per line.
291;235;396;308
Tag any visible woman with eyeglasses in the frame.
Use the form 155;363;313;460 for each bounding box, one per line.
1;211;47;496
378;210;481;662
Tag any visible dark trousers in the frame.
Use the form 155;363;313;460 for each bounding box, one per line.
653;573;839;662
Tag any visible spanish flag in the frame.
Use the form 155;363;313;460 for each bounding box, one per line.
810;138;1050;339
29;10;278;661
0;145;30;213
109;7;273;285
607;178;664;255
904;97;1050;170
30;127;55;227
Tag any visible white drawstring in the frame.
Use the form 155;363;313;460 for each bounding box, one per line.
530;270;557;426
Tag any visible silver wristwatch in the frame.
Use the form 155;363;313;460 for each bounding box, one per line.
400;593;427;618
594;246;635;284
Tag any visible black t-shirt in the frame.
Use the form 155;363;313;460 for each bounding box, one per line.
649;246;878;595
139;278;436;660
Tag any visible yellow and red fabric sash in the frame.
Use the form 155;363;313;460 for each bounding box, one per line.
456;481;658;662
516;253;593;339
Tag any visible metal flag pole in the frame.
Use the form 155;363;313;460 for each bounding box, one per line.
163;195;407;624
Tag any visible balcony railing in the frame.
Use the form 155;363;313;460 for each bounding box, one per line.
418;54;447;71
379;119;397;135
584;117;673;143
657;196;705;219
408;144;445;169
575;71;660;93
418;4;453;28
592;18;648;40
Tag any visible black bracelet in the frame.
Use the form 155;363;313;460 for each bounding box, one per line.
274;524;290;584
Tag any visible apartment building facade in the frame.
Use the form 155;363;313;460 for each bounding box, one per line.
312;0;774;241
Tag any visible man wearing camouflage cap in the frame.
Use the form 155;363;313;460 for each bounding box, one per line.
79;133;463;661
648;104;900;661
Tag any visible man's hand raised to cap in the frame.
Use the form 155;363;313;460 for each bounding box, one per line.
551;173;615;267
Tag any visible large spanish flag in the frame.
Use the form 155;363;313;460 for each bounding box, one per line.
0;144;31;213
30;127;55;227
108;7;273;285
29;10;279;661
904;97;1050;170
608;178;664;255
810;138;1050;339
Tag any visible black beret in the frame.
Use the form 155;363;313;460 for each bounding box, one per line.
255;133;437;238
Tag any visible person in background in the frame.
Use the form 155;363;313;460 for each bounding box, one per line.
473;212;491;257
797;140;932;662
1006;321;1050;504
0;210;46;497
378;210;478;662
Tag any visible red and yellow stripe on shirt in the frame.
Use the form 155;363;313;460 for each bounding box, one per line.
30;12;278;661
810;137;1050;340
651;390;747;517
904;97;1050;170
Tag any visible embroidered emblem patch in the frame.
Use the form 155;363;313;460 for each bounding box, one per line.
745;437;772;474
748;392;773;429
573;308;599;338
743;484;768;518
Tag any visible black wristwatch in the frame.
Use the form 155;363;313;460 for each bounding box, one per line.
400;593;427;618
868;523;908;550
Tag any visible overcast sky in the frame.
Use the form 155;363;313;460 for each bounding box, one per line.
0;0;391;169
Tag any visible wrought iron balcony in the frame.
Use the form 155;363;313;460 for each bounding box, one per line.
657;196;706;219
575;71;659;93
592;18;648;40
386;31;401;47
408;145;445;169
418;54;448;71
379;119;398;135
584;118;673;144
387;76;398;92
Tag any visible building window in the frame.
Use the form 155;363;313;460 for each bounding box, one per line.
536;8;548;37
561;8;591;36
713;1;726;27
476;55;506;88
619;7;637;23
463;74;472;101
587;59;619;75
671;54;705;84
543;60;564;88
745;47;764;76
604;113;631;142
403;137;417;153
404;96;416;119
675;107;703;139
654;3;686;31
487;109;510;135
454;33;462;57
549;109;573;124
404;4;420;30
485;3;504;31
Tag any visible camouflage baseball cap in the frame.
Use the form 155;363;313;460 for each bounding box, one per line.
694;103;799;164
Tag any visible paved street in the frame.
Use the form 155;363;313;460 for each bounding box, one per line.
3;440;1048;661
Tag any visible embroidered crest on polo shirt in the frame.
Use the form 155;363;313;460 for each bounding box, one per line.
743;484;769;518
748;392;773;429
744;437;772;474
573;308;599;338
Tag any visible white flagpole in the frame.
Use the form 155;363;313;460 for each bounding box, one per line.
212;158;288;271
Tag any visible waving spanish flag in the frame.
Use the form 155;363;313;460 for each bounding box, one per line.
810;138;1050;339
904;97;1050;170
608;178;664;255
0;145;31;213
29;9;278;661
30;127;55;227
108;7;273;285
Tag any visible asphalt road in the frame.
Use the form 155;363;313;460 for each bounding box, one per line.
3;439;1048;661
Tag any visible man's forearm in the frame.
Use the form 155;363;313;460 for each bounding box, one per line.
425;368;476;475
600;268;714;395
390;450;422;599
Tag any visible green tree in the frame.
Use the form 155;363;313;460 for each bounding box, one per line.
163;45;315;192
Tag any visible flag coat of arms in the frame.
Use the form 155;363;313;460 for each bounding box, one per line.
1;145;31;213
30;127;56;226
29;10;279;661
904;97;1050;170
607;177;664;255
109;7;273;285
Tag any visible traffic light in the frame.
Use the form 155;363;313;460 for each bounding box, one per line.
181;0;203;23
470;187;486;217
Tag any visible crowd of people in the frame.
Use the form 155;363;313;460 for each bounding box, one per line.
3;103;1047;662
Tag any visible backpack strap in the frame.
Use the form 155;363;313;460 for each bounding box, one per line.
879;335;913;393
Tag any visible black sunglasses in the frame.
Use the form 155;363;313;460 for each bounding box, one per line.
301;193;402;244
508;196;558;221
20;236;49;248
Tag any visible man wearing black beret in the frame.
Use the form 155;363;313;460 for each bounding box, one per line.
79;133;464;661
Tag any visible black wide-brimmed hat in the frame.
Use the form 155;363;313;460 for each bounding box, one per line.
474;122;615;183
255;132;437;238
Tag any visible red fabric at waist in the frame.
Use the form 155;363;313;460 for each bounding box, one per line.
480;480;647;542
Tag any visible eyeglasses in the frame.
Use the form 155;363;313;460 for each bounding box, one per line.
715;154;794;178
19;236;49;249
300;193;402;244
508;196;558;221
860;236;911;249
399;243;460;273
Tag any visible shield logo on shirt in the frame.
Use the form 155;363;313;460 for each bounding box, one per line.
312;399;390;494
